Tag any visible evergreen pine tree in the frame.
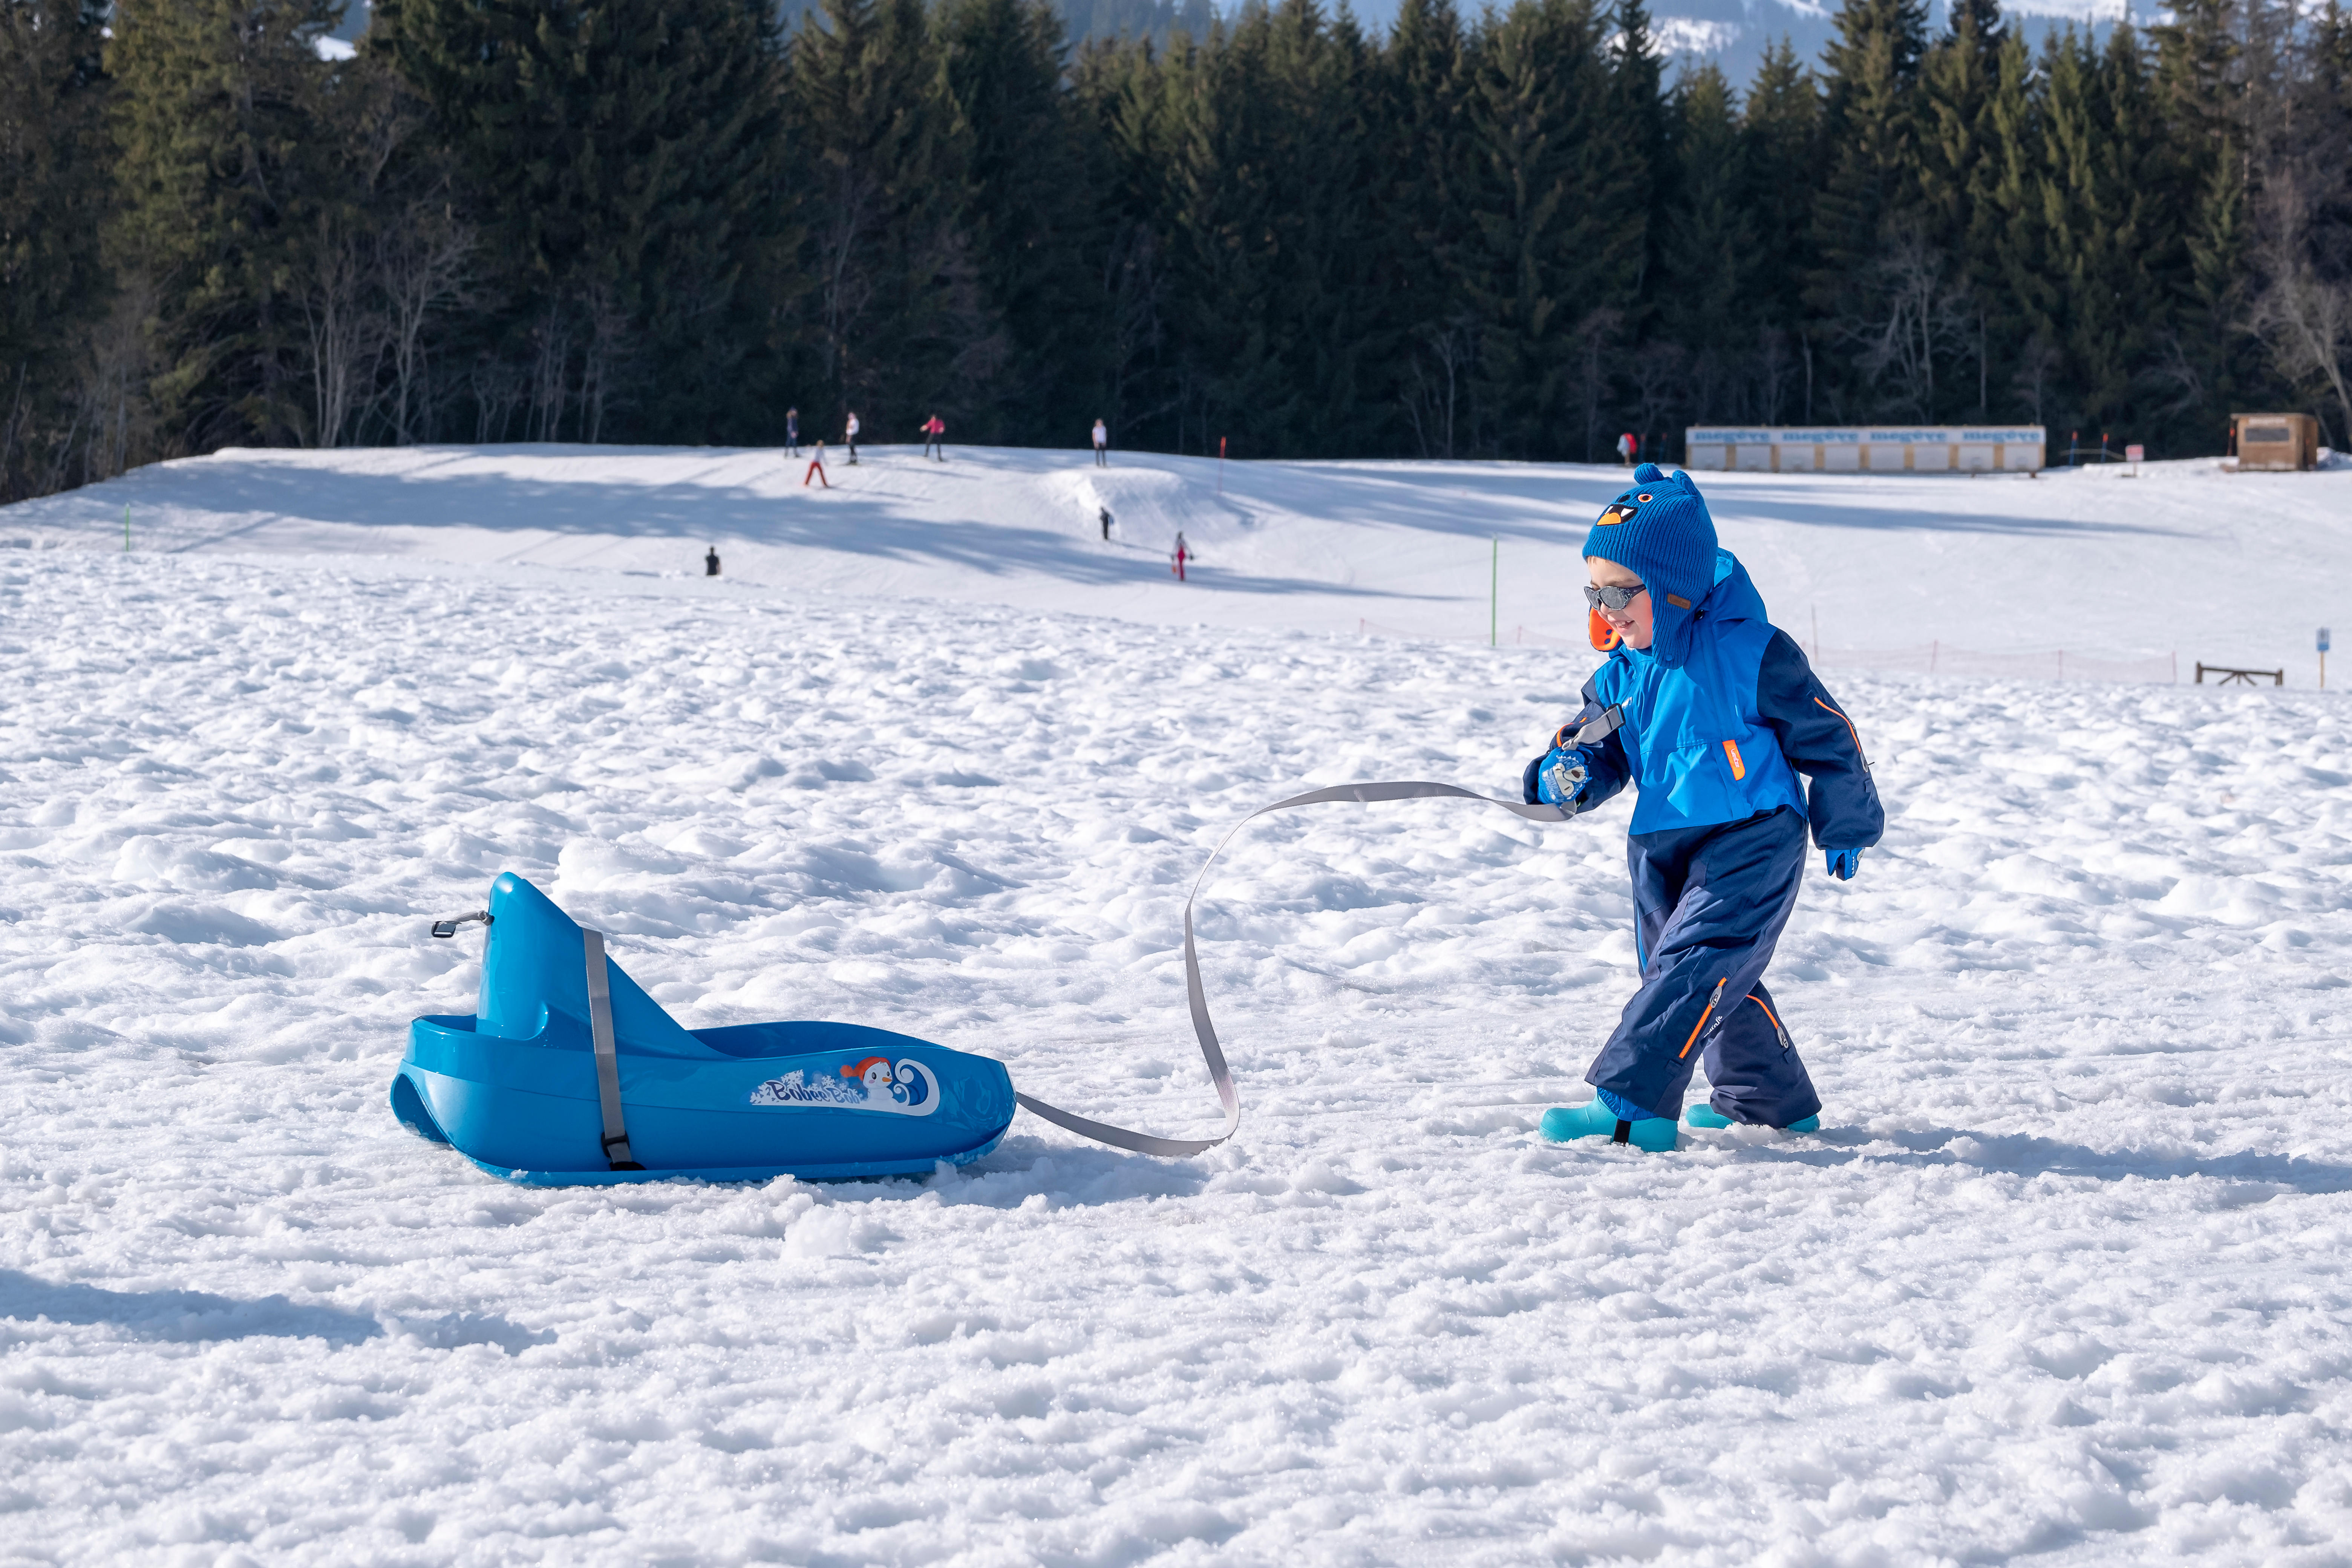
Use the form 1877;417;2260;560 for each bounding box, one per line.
1460;0;1643;458
1977;29;2053;421
1164;0;1381;456
1269;0;1383;454
786;0;982;440
2035;25;2165;438
1609;0;1666;330
1161;3;1285;448
1379;0;1475;456
1916;0;2003;416
2151;0;2252;440
0;0;111;497
108;0;341;451
942;0;1101;444
1740;38;1819;420
2311;0;2352;267
1807;0;1929;414
377;0;787;443
1658;65;1750;420
23;0;2352;486
1071;35;1183;447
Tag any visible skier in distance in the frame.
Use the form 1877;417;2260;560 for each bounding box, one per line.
803;440;829;488
1092;418;1109;467
922;413;946;461
1171;530;1189;582
1525;463;1882;1152
1616;430;1637;466
785;407;800;457
845;411;861;465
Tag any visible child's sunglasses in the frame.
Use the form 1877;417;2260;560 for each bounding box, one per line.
1582;583;1647;612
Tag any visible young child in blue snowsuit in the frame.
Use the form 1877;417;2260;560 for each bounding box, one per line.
1524;464;1883;1152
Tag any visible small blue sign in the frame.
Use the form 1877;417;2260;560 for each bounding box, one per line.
2323;628;2334;653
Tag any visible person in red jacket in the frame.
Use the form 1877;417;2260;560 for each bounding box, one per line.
922;413;946;461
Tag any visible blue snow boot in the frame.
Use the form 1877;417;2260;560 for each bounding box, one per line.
1685;1105;1821;1133
1539;1095;1678;1152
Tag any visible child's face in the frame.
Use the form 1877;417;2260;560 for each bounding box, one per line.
1586;557;1653;649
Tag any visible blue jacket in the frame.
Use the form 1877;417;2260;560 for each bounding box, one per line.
1537;550;1884;847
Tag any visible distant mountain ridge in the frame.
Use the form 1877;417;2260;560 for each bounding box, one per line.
332;0;2133;83
1053;0;2132;86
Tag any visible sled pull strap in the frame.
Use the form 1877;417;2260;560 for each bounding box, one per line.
1016;780;1576;1158
1572;703;1625;748
583;929;642;1171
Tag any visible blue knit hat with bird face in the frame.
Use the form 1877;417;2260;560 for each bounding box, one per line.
1580;463;1720;666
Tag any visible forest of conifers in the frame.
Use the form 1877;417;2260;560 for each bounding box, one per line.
2;0;2348;501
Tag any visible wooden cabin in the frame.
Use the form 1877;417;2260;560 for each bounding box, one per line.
2233;412;2320;472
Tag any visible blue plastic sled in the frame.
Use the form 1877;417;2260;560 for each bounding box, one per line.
392;873;1016;1185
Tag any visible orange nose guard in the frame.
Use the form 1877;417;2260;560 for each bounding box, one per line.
1589;607;1622;651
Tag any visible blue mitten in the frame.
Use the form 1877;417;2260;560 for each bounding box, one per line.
1535;746;1597;812
1825;848;1862;881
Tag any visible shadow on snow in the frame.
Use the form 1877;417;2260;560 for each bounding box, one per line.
1726;1124;2352;1195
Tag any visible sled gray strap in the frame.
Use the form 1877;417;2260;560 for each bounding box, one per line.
1555;703;1625;751
1014;780;1574;1158
583;929;640;1170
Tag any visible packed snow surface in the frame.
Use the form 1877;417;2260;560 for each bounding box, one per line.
2;446;2350;1565
8;440;2348;671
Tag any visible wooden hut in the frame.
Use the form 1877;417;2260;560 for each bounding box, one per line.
2233;413;2320;471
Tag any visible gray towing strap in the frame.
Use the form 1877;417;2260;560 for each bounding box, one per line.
582;929;643;1171
1014;778;1580;1158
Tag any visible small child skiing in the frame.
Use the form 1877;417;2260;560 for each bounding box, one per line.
803;440;828;488
1171;530;1189;581
922;413;946;461
1525;463;1882;1151
845;412;861;465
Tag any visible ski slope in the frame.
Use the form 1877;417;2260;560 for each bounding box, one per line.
2;447;2350;1565
7;440;2347;671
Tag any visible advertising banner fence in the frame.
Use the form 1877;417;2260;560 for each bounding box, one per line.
1683;426;2046;473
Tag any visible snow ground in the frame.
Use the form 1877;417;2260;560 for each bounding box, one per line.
2;448;2351;1565
8;441;2348;674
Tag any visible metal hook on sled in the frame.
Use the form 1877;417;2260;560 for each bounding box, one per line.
430;910;494;939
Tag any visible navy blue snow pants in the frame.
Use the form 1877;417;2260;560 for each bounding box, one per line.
1585;805;1822;1127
